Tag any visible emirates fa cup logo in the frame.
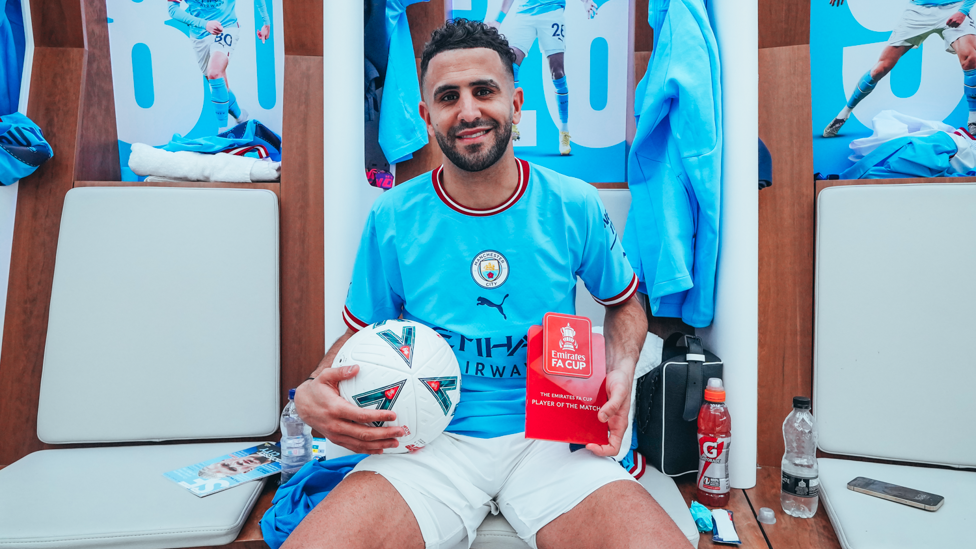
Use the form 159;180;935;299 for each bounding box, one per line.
559;323;578;351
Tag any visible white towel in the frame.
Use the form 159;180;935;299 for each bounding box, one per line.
128;143;281;182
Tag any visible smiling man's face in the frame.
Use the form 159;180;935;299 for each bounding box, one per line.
420;47;522;173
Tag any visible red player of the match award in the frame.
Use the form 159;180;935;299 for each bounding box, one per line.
525;312;609;445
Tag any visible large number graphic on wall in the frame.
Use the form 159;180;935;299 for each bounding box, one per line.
812;0;973;176
107;0;284;180
449;0;629;183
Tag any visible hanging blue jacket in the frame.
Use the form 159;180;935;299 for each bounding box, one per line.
1;0;26;116
378;0;429;165
623;0;722;328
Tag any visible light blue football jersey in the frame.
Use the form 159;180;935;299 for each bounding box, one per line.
913;0;975;15
517;0;565;16
169;0;239;40
343;159;638;439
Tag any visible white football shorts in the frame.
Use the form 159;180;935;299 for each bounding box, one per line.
888;3;976;54
191;23;240;74
352;431;636;549
500;8;566;57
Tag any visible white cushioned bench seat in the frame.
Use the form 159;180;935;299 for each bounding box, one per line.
815;184;976;549
0;444;267;549
819;459;975;549
0;187;280;549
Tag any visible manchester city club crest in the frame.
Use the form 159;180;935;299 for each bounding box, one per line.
470;250;509;289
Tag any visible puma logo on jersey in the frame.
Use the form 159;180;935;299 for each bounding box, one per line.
476;294;509;320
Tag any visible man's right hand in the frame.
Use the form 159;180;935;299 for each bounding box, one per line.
295;364;406;454
206;20;224;35
487;19;502;31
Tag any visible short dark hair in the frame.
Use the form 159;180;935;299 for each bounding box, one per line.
420;19;517;92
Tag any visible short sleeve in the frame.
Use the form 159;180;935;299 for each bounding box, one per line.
343;208;404;331
576;190;638;306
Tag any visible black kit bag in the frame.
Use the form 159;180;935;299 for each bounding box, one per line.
634;333;723;476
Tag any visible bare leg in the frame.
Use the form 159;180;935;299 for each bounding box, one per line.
546;52;564;80
953;34;976;70
868;44;911;81
823;45;910;137
536;480;688;549
511;47;527;66
206;50;230;84
281;471;425;549
954;35;976;130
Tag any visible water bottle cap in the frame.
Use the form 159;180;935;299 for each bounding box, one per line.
793;396;811;409
703;377;725;402
757;507;776;525
289;388;296;400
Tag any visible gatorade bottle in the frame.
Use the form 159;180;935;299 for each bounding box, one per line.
696;378;732;507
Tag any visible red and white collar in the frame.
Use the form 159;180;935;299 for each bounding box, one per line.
432;158;530;217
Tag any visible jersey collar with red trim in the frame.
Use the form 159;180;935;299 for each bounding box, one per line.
432;158;530;217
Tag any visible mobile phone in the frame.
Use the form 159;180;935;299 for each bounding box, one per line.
847;477;944;511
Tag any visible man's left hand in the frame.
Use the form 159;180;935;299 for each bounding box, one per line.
948;12;967;28
582;0;598;19
585;368;632;457
257;25;270;43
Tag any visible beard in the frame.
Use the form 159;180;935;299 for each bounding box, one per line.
435;116;512;173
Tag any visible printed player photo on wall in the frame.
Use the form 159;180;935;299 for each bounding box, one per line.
449;0;629;183
812;0;976;179
106;0;285;181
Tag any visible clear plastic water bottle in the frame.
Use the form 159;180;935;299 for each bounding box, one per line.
781;396;819;518
280;388;313;484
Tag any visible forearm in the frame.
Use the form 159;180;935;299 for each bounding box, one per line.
167;2;208;29
309;328;355;378
496;0;516;19
963;0;976;16
255;0;271;27
602;296;647;377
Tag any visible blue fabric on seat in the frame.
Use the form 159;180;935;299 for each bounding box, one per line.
260;454;368;549
839;132;957;180
0;111;53;185
161;119;282;161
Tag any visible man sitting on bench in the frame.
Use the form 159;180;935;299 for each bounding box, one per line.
290;19;688;549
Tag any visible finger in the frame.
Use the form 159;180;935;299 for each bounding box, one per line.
328;397;398;425
330;418;405;442
328;433;401;454
585;441;618;457
598;390;625;422
315;364;361;384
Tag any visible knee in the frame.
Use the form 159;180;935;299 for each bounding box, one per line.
871;63;892;80
206;70;225;81
961;53;976;71
550;65;565;80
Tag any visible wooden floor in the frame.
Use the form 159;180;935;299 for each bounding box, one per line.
675;467;843;549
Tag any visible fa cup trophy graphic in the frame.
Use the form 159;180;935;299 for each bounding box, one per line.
559;323;578;351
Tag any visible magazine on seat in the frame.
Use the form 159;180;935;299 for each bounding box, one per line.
164;442;282;497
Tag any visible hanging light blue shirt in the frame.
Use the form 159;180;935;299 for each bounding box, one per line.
913;0;976;16
623;0;722;328
377;0;429;164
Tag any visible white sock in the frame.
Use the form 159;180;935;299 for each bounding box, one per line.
968;111;976;124
560;122;569;133
838;106;852;120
